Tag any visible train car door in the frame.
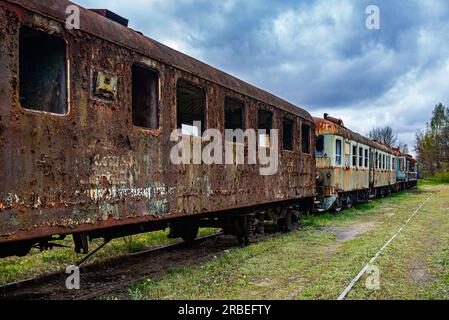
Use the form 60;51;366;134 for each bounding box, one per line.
369;148;375;195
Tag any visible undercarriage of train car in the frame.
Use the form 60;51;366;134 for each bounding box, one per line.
0;197;315;258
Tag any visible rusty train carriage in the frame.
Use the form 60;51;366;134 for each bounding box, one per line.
0;0;316;257
314;115;417;212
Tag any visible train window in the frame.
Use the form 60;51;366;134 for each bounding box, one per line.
345;142;351;165
132;65;159;129
225;97;244;140
258;110;272;148
376;152;379;169
359;147;364;167
177;80;205;136
383;155;386;170
352;145;358;167
282;119;294;151
335;139;342;165
302;124;311;154
316;135;325;153
19;26;68;114
365;149;369;167
392;157;396;170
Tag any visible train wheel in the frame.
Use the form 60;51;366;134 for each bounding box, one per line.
291;207;300;229
345;195;353;209
255;212;266;236
237;214;256;246
237;236;250;246
278;209;293;232
332;196;343;213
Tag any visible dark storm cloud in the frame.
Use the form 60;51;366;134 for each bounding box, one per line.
75;0;449;150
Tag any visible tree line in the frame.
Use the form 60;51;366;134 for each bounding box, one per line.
367;103;448;178
415;103;449;177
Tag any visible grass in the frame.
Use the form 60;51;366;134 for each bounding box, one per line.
434;171;449;183
419;172;449;185
118;184;449;300
0;228;218;285
2;183;448;300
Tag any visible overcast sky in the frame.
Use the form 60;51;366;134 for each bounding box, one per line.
76;0;449;151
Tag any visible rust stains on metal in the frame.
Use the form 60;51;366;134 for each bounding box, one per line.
6;0;312;122
314;117;392;153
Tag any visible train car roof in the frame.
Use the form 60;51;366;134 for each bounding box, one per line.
5;0;313;122
313;117;393;153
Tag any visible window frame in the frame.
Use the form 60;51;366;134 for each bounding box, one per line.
345;142;351;166
18;25;70;117
335;138;343;166
364;149;369;168
176;78;207;136
131;63;161;131
224;96;245;131
375;150;380;170
316;135;325;155
282;117;295;152
399;158;405;171
301;122;311;154
352;144;358;167
359;147;364;168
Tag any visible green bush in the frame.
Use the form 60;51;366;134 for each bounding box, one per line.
434;171;449;183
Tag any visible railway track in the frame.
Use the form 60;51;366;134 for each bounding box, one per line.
0;229;284;300
0;232;224;300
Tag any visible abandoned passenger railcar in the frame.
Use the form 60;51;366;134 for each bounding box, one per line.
0;0;316;257
314;114;399;212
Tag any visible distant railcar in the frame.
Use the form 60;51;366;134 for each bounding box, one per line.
393;151;419;190
314;114;417;212
0;0;316;257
